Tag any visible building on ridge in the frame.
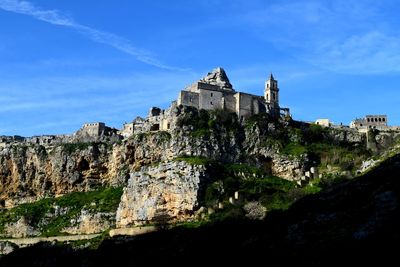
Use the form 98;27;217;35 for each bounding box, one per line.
177;67;287;121
350;115;388;130
122;67;291;136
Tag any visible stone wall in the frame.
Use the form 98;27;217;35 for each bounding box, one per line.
177;90;200;109
198;88;224;110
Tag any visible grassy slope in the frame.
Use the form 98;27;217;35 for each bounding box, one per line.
0;187;123;237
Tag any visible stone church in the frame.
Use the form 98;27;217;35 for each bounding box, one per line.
177;67;285;120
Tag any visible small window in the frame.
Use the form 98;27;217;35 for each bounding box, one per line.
379;118;382;122
210;101;213;105
375;118;378;122
167;123;170;129
383;118;386;122
367;118;370;122
360;124;363;127
211;93;213;97
266;94;269;101
267;84;269;88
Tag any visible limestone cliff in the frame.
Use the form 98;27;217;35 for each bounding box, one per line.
116;161;207;227
2;107;396;235
0;109;311;206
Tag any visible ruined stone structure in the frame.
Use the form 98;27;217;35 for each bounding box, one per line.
74;122;121;142
76;122;106;137
350;115;388;130
177;68;285;120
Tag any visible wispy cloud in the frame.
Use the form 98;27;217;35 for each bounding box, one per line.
240;0;400;74
0;0;182;70
0;70;200;135
311;31;400;74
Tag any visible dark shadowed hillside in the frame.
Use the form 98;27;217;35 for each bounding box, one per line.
2;152;400;266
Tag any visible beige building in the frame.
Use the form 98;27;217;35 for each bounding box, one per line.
177;68;284;120
315;119;332;127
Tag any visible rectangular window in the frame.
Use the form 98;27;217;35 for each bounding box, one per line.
211;93;213;97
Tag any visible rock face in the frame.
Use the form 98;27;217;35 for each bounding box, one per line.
244;201;267;220
62;210;115;235
4;217;40;238
199;67;233;90
116;161;207;227
1;105;382;207
0;143;124;206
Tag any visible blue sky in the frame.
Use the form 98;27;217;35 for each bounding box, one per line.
0;0;399;136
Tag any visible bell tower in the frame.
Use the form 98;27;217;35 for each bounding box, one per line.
265;73;279;109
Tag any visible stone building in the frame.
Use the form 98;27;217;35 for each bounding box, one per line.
350;115;388;130
75;122;121;142
121;67;290;136
177;67;285;120
315;119;332;127
76;122;106;137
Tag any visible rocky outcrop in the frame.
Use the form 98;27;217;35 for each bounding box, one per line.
199;67;233;90
116;161;207;227
327;128;365;144
4;217;40;238
243;201;267;220
62;210;115;235
0;241;17;256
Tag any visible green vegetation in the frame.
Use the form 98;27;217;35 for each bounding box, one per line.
244;115;373;173
281;143;307;157
0;187;123;237
63;230;110;250
176;108;241;137
203;162;308;218
174;156;211;165
155;131;172;142
61;142;95;154
199;157;360;223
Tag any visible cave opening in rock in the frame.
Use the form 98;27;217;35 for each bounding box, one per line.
258;156;273;176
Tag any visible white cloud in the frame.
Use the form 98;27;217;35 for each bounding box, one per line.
0;0;182;70
239;0;400;74
311;31;400;74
